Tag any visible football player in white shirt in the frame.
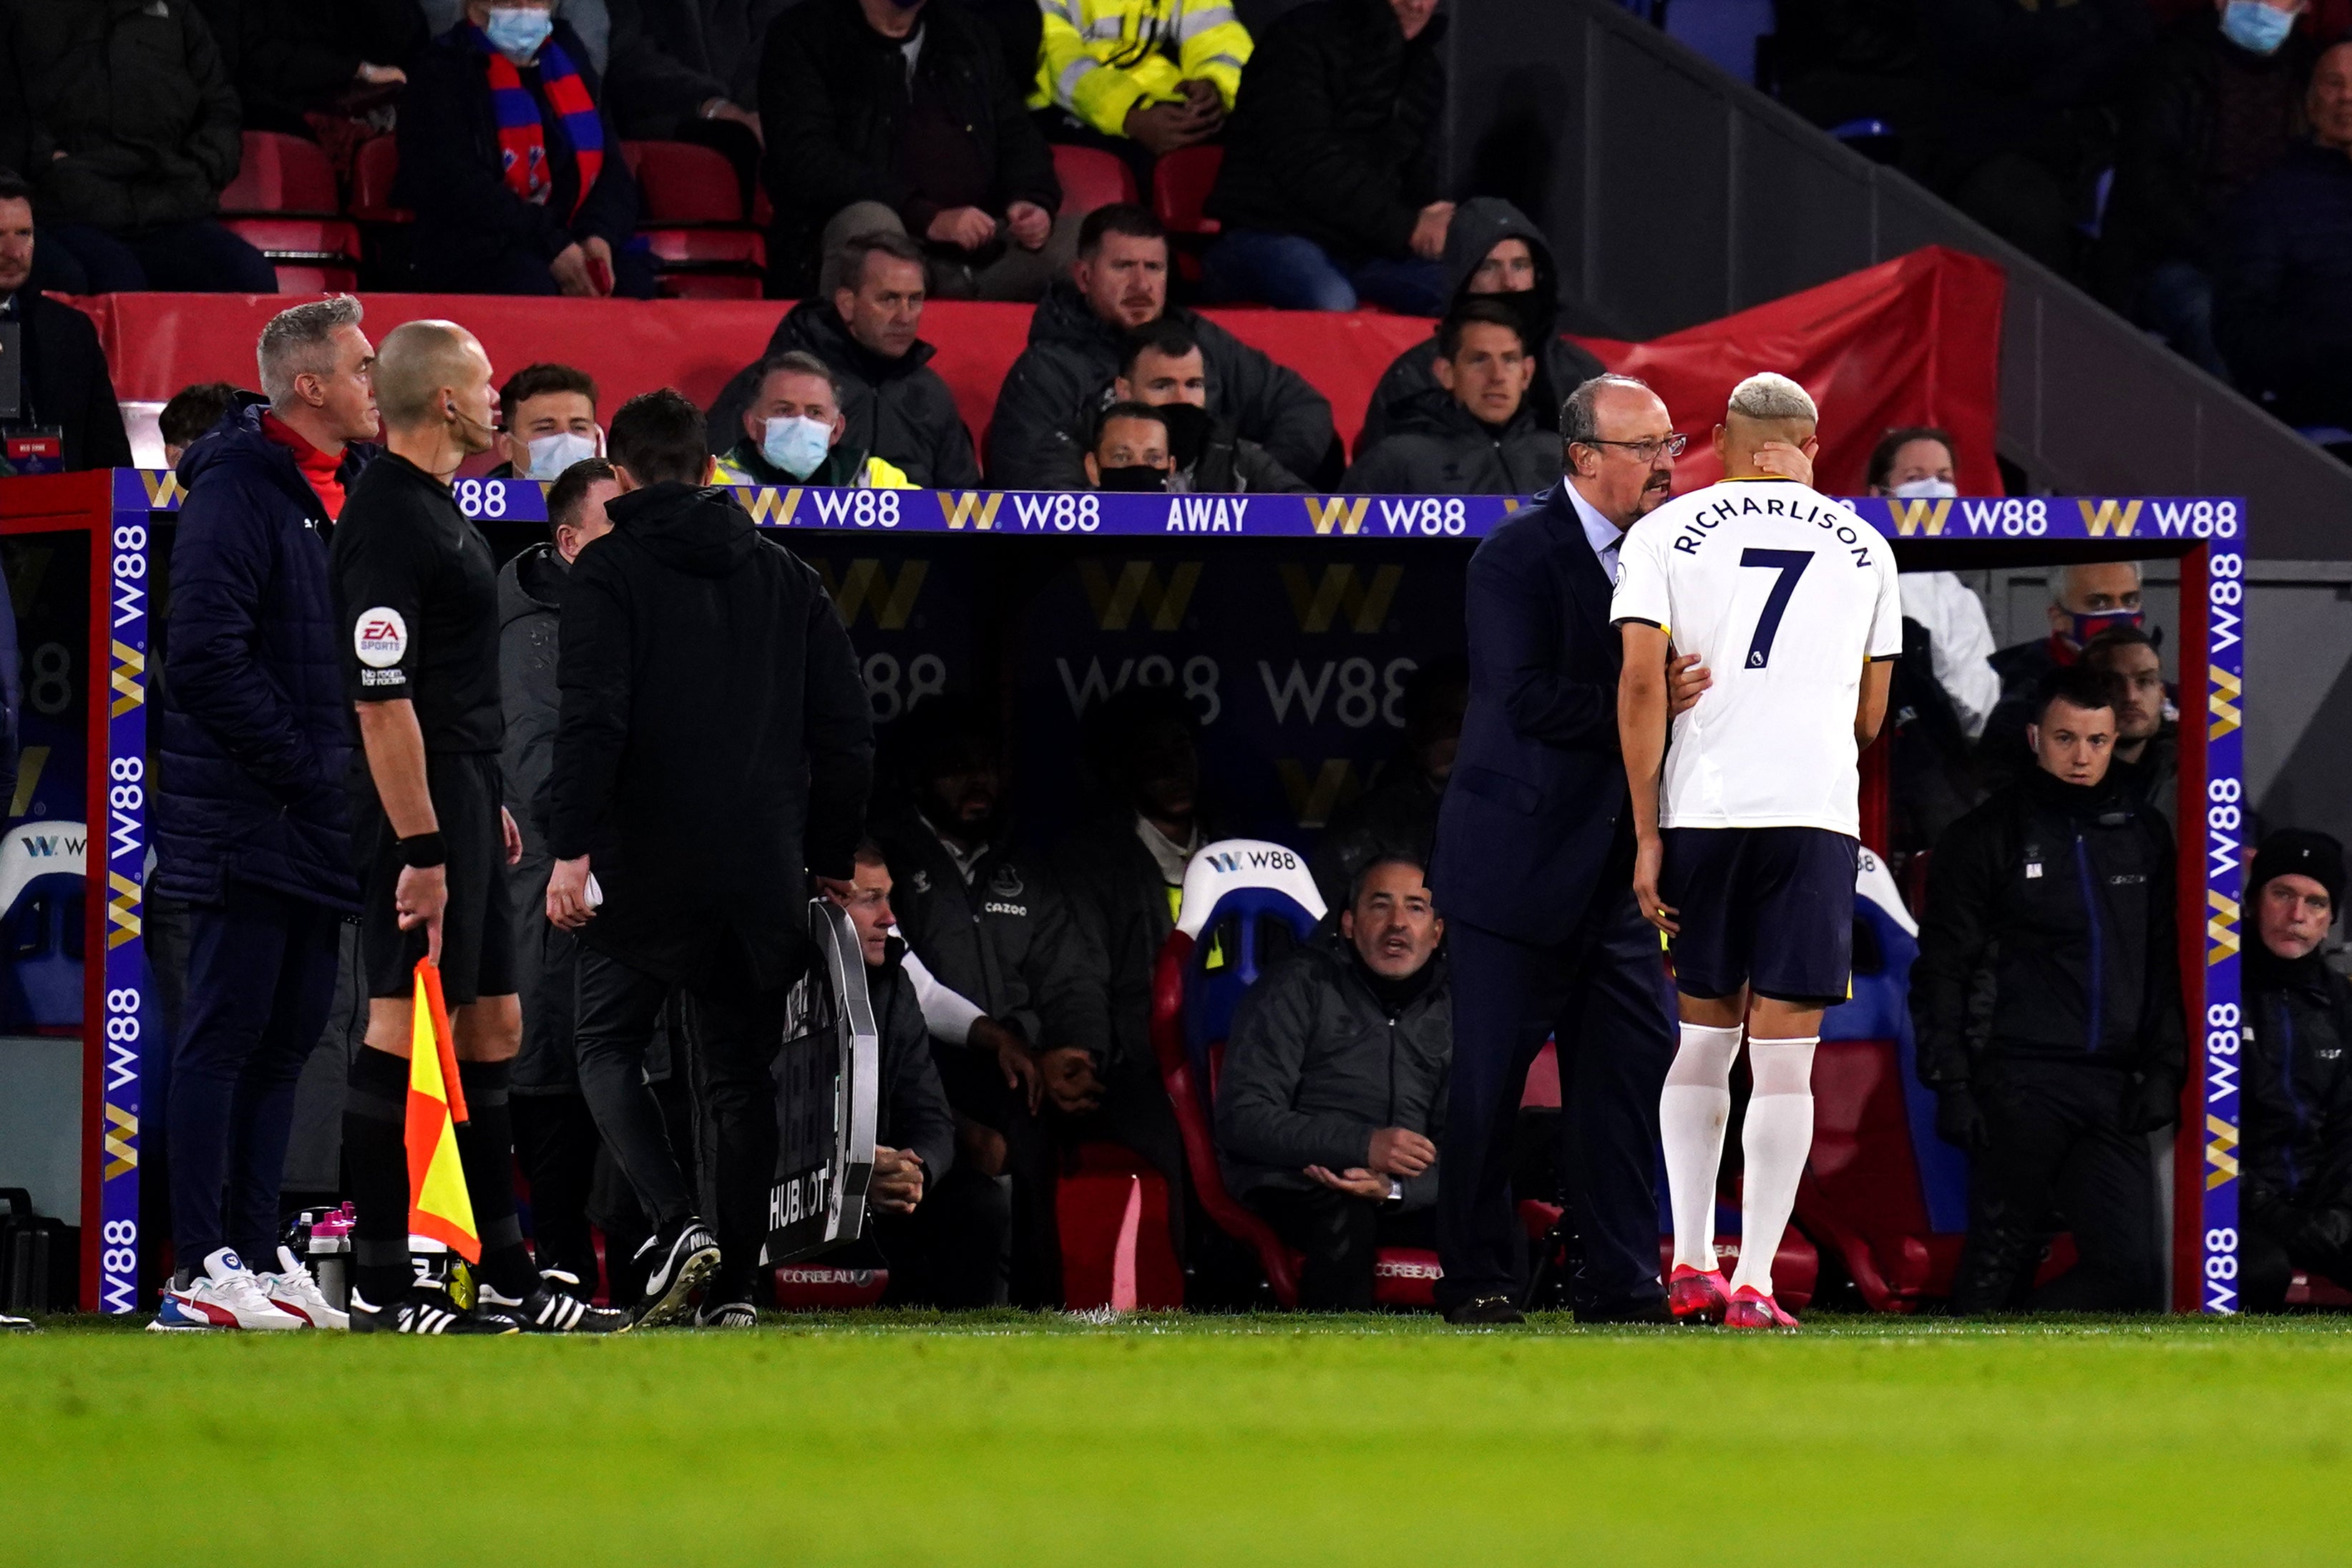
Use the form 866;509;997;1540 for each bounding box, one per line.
1610;373;1903;1329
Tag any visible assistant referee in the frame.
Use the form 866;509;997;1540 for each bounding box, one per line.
332;320;620;1335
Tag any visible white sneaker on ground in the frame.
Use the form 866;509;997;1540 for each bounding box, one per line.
258;1246;348;1330
149;1248;307;1332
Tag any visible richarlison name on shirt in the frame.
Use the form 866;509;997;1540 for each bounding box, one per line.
1672;489;1878;567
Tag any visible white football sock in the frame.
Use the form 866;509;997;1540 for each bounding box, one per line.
1660;1021;1743;1273
1727;1036;1819;1299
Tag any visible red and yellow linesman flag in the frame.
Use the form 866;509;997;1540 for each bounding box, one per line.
405;959;479;1263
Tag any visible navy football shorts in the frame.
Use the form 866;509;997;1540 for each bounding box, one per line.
1660;825;1858;1006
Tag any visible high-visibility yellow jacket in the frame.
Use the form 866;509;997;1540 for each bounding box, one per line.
711;449;914;489
1030;0;1252;140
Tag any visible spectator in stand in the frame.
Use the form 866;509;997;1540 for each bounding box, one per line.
3;1;277;293
2241;830;2352;1310
1111;321;1305;492
1914;664;2182;1314
1978;559;2144;786
1084;401;1173;489
1309;656;1465;913
160;383;244;469
713;351;914;488
0;173;132;471
601;0;781;207
547;388;875;1326
192;0;422;135
1342;299;1560;494
400;0;658;298
499;456;617;1295
2082;624;2177;827
706;230;981;487
827;841;1015;1307
152;298;380;1332
759;0;1074;299
421;0;610;70
1216;855;1448;1310
2216;36;2352;432
1916;0;2153;275
488;362;600;480
1200;0;1450;313
2097;0;2313;377
870;701;1160;1307
1029;0;1251;183
1357;199;1606;454
988;204;1334;486
1865;426;2000;740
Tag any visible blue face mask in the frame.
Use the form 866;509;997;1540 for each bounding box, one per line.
484;6;555;60
762;415;834;479
524;431;597;480
2220;0;2295;56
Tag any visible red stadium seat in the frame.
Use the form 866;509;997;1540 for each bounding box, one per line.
1057;1144;1184;1310
348;137;411;224
1052;144;1138;217
220;215;362;295
621;139;744;224
220;130;340;216
1148;843;1440;1310
1151;145;1222;237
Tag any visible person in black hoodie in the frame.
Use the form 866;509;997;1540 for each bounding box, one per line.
546;388;874;1324
397;4;658;298
1342;299;1561;494
1355;197;1606;455
986;204;1334;487
703;229;980;486
156;299;378;1326
1913;662;2185;1314
1200;0;1451;313
1216;855;1449;1309
2240;829;2352;1312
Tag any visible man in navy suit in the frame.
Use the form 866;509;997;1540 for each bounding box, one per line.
1429;374;1806;1323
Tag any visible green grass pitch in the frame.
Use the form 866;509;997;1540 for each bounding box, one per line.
7;1311;2350;1565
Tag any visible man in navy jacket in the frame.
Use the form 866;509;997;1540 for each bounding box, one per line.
152;299;379;1331
1428;373;1770;1323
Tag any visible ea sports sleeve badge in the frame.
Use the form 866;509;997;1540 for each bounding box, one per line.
354;606;409;690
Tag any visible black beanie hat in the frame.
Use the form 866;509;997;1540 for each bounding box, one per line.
2253;829;2346;912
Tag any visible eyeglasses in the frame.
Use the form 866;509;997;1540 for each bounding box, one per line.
1575;434;1688;462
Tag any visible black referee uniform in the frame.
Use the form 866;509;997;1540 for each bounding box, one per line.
331;451;540;1320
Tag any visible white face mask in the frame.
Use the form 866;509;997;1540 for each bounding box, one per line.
1891;477;1958;500
524;431;598;480
762;414;834;480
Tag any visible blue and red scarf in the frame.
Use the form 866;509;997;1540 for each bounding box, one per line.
466;24;604;219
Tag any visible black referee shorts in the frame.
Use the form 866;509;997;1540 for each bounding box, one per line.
352;750;516;1006
1661;825;1858;1008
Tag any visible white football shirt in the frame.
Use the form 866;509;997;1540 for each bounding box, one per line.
1609;478;1902;836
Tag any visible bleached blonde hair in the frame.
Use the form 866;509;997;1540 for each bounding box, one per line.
1725;372;1817;424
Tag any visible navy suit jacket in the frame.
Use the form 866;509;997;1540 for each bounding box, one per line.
1430;485;1631;945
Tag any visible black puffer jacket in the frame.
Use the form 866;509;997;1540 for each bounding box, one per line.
1357;198;1605;454
986;280;1334;487
550;483;874;990
498;541;575;1096
11;0;244;231
2217;142;2352;430
1341;389;1560;496
704;298;981;488
1215;932;1449;1207
156;398;370;912
1912;767;2186;1089
758;0;1059;292
1204;0;1443;260
2242;944;2352;1234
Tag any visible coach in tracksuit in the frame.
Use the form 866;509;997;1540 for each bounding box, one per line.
2239;830;2352;1310
1914;662;2185;1313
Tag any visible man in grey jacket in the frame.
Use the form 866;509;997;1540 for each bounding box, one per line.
1216;854;1449;1309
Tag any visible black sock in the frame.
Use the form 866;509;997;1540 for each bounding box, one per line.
455;1060;539;1299
343;1045;414;1305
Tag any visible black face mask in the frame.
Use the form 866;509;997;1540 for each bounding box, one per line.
1153;401;1212;470
1096;464;1169;492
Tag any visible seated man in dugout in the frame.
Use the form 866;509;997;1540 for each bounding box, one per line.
1215;855;1450;1310
713;352;914;489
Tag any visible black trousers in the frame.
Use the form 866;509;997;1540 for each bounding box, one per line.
935;1045;1187;1308
867;1165;1014;1308
1438;883;1678;1312
1249;1186;1438;1310
574;945;790;1298
511;1091;602;1288
1951;1057;2165;1313
2240;1208;2352;1313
